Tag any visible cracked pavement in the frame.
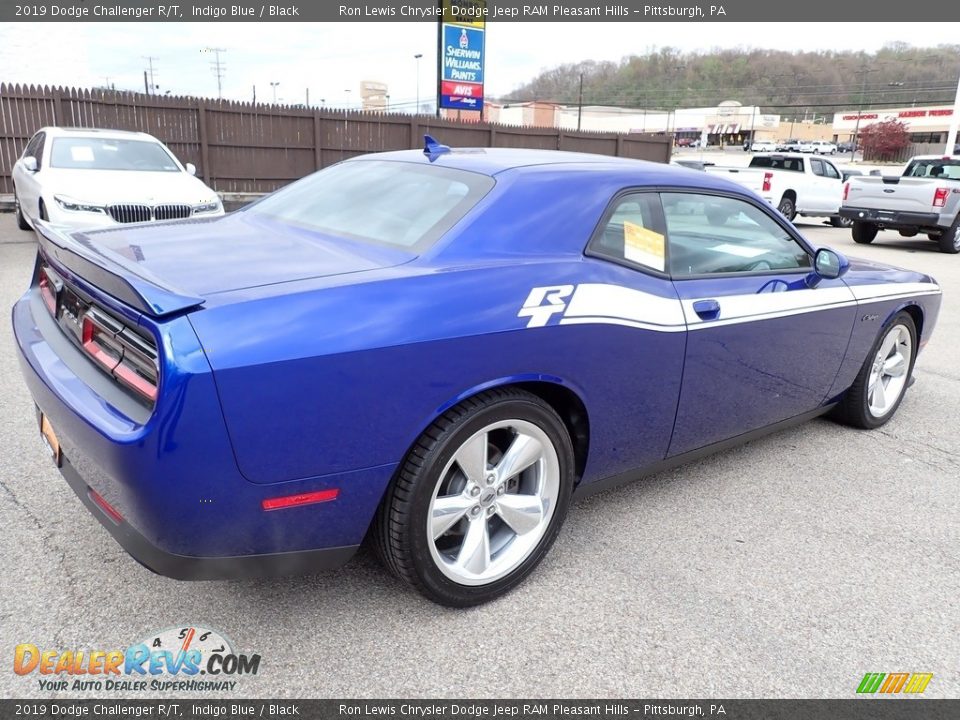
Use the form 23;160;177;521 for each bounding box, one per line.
0;214;957;699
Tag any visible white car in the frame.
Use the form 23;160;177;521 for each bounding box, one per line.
798;140;837;155
750;139;778;152
12;127;224;232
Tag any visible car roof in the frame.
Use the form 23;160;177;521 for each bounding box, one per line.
351;146;681;177
36;126;158;141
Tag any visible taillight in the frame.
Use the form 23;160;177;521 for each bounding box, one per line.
843;182;850;201
762;172;772;193
38;265;60;315
933;187;949;208
81;309;159;403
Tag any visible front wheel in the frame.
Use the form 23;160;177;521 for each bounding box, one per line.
14;192;30;230
830;215;853;228
834;312;916;429
852;221;878;244
374;388;575;606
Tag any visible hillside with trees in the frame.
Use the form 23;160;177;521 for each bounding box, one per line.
502;44;960;119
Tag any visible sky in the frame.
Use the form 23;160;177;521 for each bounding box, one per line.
0;22;957;110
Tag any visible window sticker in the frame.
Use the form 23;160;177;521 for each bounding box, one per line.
69;145;95;162
623;220;666;271
709;243;768;258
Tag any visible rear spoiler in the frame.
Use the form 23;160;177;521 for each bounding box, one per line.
33;220;205;318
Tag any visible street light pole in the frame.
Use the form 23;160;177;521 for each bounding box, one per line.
270;82;280;104
577;73;584;131
414;53;423;115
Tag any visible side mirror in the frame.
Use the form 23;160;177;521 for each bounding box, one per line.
806;247;849;287
21;156;38;172
185;162;197;176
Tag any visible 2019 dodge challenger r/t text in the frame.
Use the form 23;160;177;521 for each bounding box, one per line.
13;139;942;606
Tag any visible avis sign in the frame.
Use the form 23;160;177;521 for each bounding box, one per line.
440;0;486;111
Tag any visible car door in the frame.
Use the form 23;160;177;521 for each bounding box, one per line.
15;131;46;221
819;158;844;212
581;191;688;474
661;191;857;456
807;157;838;213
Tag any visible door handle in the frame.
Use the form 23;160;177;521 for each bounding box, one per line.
693;299;721;321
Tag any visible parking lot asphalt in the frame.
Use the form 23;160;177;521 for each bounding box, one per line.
0;212;957;699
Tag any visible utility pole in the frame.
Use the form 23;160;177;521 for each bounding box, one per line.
306;88;310;107
850;61;880;161
414;53;423;115
577;73;584;131
946;69;960;154
142;56;158;94
203;47;227;99
252;85;256;104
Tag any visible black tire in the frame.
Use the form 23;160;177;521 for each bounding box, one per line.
927;233;942;242
833;311;917;430
852;221;878;244
936;215;960;254
829;215;853;228
14;192;30;230
777;195;797;222
374;388;575;607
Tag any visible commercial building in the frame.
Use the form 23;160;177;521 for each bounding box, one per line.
831;104;956;144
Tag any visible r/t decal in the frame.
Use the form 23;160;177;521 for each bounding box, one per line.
517;285;574;328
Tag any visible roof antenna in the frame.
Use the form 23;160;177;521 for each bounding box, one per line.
423;134;451;157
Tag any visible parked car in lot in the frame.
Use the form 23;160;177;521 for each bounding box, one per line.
704;153;846;223
12;127;223;232
798;140;837;154
13;141;941;606
837;141;858;154
840;154;960;253
751;139;778;152
779;139;802;152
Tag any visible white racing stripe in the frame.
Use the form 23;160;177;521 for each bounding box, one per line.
518;281;941;333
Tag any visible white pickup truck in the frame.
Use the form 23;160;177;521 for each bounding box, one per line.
704;153;847;224
840;155;960;254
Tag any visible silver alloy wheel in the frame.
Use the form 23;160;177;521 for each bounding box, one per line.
426;419;560;586
867;323;913;418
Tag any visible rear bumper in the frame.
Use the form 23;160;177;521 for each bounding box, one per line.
12;283;392;577
57;452;358;580
839;206;943;229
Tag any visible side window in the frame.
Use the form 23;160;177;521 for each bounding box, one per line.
661;192;812;277
810;158;825;177
822;161;840;180
34;132;46;169
22;132;41;160
588;192;667;273
23;132;46;169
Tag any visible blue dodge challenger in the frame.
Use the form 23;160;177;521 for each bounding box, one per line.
13;139;942;606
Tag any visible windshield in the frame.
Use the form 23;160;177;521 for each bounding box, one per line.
50;138;181;172
904;158;960;181
246;160;495;250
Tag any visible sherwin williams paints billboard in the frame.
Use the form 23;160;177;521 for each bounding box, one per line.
439;0;486;111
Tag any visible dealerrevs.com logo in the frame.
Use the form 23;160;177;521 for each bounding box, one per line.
14;625;261;693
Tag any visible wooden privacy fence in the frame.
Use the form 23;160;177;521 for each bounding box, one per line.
0;84;672;195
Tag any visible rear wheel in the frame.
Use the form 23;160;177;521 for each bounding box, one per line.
14;192;30;230
852;221;878;244
834;312;916;429
374;388;575;607
777;195;796;222
936;216;960;254
830;215;853;228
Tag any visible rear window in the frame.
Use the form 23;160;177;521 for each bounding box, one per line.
247;160;495;250
904;158;960;182
50;138;180;172
749;156;804;172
